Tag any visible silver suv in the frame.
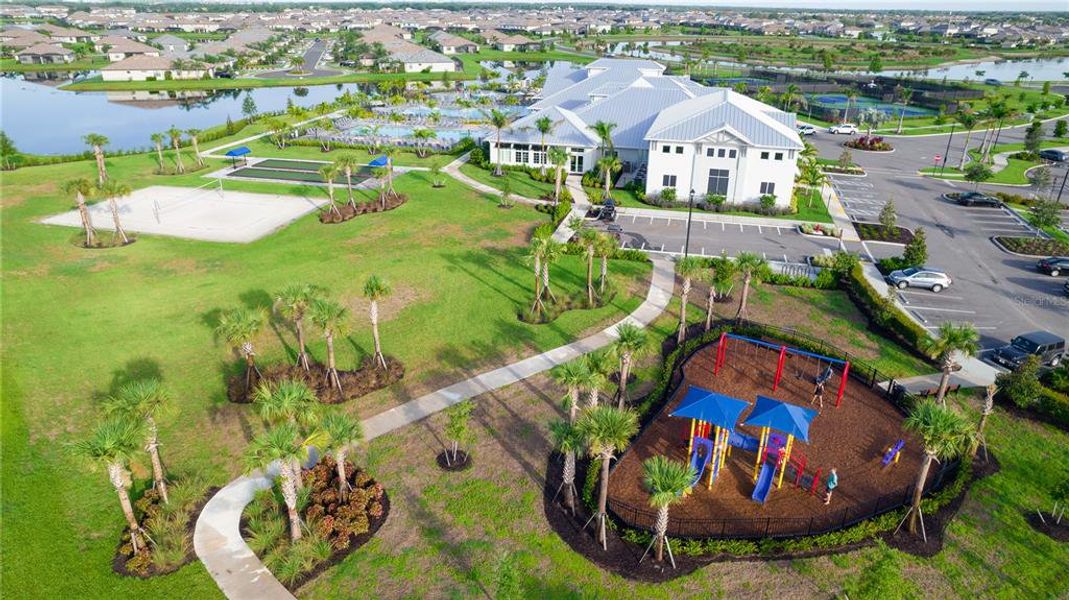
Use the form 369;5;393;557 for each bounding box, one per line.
887;267;953;293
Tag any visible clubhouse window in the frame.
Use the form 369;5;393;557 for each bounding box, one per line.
662;145;671;153
707;169;729;195
774;152;784;160
675;146;684;154
662;174;677;188
760;151;770;160
760;181;776;195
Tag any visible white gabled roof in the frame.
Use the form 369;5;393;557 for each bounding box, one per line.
644;89;803;150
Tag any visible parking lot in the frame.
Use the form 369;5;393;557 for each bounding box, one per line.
829;176;885;221
600;211;843;264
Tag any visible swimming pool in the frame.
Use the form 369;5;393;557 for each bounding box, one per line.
349;124;484;143
807;94;935;117
385;105;528;121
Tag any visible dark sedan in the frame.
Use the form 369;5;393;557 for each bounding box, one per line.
941;191;1002;207
1037;256;1069;277
1039;149;1068;163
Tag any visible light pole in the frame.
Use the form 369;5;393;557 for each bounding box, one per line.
684;189;695;259
940;122;956;176
1058;164;1068;204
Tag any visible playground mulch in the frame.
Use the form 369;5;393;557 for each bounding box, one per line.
608;342;927;537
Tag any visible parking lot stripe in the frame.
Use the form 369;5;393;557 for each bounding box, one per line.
758;225;763;234
738;224;744;232
703;221;707;230
909;306;977;314
701;247;706;256
721;222;725;232
924;325;999;330
897;291;965;300
630;215;637;224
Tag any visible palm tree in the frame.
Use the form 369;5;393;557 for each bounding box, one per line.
166;126;185;174
535;115;555;175
549;419;584;514
320;412;364;500
581;352;610;409
552;360;589;423
412;128;436;158
641;456;695;566
334;153;361;209
382;144;397;203
253;379;320;428
215;306;268;393
363;274;391;369
540;234;562;305
104;379;171;504
150;133;166;173
921;322;980;407
319;163;342;218
613;323;648;408
845;89;859;123
781;83;804;112
548;147;569;205
527;235;557;317
487;109;510;176
597;154;621;201
594;231;616;295
244;423;318;542
308;297;349;392
62;178;97;248
955;110;980;171
577;406;638;549
705;256;735;331
99;179;131;246
734;252;767;321
973;384;996;459
577;225;599;306
363;123;382;154
675;257;703;345
185;128;204;167
895;87;914;134
274;283;324;371
985;101;1013;158
756;86;775;105
591;120;616;155
70;418;145;551
799;159;830;208
902;400;974;538
83;133;109;185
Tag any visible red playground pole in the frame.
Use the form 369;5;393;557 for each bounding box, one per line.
835;361;851;407
714;333;727;375
772;345;787;391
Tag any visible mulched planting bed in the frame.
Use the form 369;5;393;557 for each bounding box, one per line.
436;450;472;471
1025;510;1069;542
113;486;218;578
319;193;407;224
69;230;137;249
608;342;926;536
227;358;404;404
994;236;1069;256
856;222;914;244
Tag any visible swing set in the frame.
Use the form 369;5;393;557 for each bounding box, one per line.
711;332;852;408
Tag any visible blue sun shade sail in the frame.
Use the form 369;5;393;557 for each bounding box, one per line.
224;146;251;157
670;386;750;431
742;395;818;443
368;155;389;167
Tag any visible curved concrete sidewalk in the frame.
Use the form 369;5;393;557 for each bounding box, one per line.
443;152;552;207
193;257;676;599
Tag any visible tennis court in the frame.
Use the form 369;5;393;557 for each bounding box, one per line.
39;184;326;243
227;159;375;186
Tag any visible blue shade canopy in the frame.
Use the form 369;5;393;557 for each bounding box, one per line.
368;155;389;167
742;395;818;443
224;146;251;157
670;386;750;430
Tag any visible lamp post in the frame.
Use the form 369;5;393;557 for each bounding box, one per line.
1058;163;1068;204
939;122;956;176
684;189;695;259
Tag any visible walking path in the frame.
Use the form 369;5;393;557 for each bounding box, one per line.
193;257;676;599
443;152;551;207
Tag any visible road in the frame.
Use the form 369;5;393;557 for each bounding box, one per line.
807;127;1068;348
253;39;342;79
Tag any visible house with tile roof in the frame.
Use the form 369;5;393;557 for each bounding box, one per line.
15;42;74;64
489;58;804;207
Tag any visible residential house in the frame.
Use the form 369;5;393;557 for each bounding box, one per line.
16;42;75;64
96;36;160;61
428;30;479;54
100;55;213;81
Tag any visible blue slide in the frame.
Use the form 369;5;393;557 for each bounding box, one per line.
689;437;715;488
751;463;774;504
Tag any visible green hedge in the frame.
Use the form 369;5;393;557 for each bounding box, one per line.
1038;387;1069;428
845;265;932;353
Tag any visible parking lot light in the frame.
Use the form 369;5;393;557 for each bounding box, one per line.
684;189;696;258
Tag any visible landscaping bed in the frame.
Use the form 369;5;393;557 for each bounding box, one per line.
856;222;914;245
993;236;1069;257
241;457;389;591
1025;510;1069;542
319;192;407;224
844;136;893;152
227;359;404;404
114;480;215;578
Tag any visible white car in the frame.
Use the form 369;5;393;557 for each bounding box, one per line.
829;124;858;135
797;124;816;136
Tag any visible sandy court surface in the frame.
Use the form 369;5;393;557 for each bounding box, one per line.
40;184;325;243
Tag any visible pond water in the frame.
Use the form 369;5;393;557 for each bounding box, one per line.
876;56;1069;82
807;94;936;117
0;75;373;155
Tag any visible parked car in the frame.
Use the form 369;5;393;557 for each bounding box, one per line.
991;331;1066;369
1038;149;1069;163
1037;256;1069;276
797;124;816;136
828;124;858;135
942;191;1002;207
887;266;953;293
984;78;1002;86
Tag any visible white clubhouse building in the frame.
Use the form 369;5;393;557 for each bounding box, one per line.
490;59;804;207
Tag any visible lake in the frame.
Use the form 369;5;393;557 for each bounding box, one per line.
0;76;372;155
877;56;1069;83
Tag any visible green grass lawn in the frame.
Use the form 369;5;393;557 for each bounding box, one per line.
0;56;109;72
0;149;652;598
595;185;833;224
458;163;556;200
228;137;458;169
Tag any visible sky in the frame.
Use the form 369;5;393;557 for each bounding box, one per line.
248;0;1068;11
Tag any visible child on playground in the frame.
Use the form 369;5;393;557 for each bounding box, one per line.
823;468;839;505
811;380;826;410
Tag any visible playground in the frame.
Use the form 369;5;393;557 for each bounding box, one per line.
607;334;928;538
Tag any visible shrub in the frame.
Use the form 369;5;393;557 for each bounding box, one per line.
759;194;777;209
661;187;677;202
1055;119;1068;138
996;355;1045;409
705;193;726;208
845;135;892;151
902;227;928;267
